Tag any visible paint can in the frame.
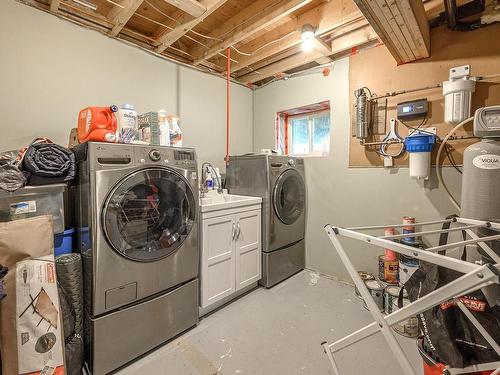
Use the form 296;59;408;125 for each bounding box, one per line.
399;255;420;287
354;271;375;299
392;298;419;337
384;285;400;314
378;255;399;284
403;216;416;244
363;279;385;312
384;227;397;261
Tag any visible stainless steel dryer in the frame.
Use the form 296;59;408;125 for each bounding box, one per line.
226;154;306;287
72;142;199;374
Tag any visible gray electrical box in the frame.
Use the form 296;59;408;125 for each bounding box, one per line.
397;99;428;119
474;106;500;138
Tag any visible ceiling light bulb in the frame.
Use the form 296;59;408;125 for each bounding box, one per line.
302;37;314;52
301;24;315;41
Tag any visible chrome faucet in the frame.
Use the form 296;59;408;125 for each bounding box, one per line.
201;162;223;196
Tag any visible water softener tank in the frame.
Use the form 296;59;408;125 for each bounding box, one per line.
461;139;500;262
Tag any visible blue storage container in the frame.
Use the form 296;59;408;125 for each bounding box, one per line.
54;228;74;256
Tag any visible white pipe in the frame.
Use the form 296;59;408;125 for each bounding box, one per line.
436;117;474;211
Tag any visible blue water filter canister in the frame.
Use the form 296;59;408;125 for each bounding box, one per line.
404;134;436;180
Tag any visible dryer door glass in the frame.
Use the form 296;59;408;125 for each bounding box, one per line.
273;169;305;225
103;167;196;261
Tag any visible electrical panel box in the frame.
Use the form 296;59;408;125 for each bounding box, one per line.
474;106;500;138
397;99;428;119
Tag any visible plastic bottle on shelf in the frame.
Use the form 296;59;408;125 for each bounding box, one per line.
169;116;183;147
117;104;137;143
158;109;170;146
205;170;213;190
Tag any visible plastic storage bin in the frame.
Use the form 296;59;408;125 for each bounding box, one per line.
54;228;74;256
0;184;66;233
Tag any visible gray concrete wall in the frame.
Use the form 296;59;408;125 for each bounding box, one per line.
253;58;463;281
0;0;253;171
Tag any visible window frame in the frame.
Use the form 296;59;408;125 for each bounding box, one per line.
287;109;331;157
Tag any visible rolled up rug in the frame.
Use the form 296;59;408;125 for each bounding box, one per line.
22;138;76;185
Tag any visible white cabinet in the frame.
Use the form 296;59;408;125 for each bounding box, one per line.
200;205;261;310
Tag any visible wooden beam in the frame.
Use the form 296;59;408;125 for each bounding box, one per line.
164;0;206;17
155;0;228;53
353;0;430;64
228;0;365;74
191;0;313;65
108;0;144;37
50;0;61;12
238;25;378;84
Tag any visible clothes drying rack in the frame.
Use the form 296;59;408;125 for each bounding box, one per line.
321;216;500;375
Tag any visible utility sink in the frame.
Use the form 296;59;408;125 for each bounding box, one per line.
200;190;262;213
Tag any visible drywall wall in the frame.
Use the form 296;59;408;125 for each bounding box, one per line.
0;0;252;171
253;57;465;281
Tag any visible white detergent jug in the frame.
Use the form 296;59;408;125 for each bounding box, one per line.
169;116;182;147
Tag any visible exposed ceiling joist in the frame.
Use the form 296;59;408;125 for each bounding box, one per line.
238;25;378;84
49;0;61;12
353;0;430;64
155;0;228;53
191;0;314;65
164;0;207;17
108;0;144;37
229;0;365;75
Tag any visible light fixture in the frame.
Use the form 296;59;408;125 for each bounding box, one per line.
73;0;98;11
301;24;315;52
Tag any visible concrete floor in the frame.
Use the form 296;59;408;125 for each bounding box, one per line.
117;271;423;375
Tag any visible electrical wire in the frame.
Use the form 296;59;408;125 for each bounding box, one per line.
104;0;124;8
189;29;223;41
443;143;462;174
231;45;252;56
144;0;180;24
436;116;474;211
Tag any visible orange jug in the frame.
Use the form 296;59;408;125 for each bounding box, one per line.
77;105;118;143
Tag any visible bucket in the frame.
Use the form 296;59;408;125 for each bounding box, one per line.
363;279;385;312
54;228;74;257
354;271;375;299
417;338;494;375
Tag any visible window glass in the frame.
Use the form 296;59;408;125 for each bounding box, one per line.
313;114;330;153
276;101;331;156
290;117;309;155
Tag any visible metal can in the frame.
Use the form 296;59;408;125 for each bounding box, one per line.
363;279;385;312
384;285;408;314
392;298;419;337
402;216;416;244
378;255;399;284
399;255;419;287
354;271;375;299
384;227;397;261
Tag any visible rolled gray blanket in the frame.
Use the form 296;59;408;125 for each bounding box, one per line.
22;142;75;185
56;253;84;375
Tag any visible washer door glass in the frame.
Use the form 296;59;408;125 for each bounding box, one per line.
103;167;196;261
273;169;305;225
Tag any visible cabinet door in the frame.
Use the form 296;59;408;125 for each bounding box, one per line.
235;209;261;291
201;215;235;308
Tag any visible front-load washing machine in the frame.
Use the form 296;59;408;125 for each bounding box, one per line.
226;154;306;287
72;142;199;374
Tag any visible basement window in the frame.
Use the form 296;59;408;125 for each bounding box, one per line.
276;101;331;156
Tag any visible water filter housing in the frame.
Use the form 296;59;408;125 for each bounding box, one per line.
443;65;476;125
404;134;436;180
